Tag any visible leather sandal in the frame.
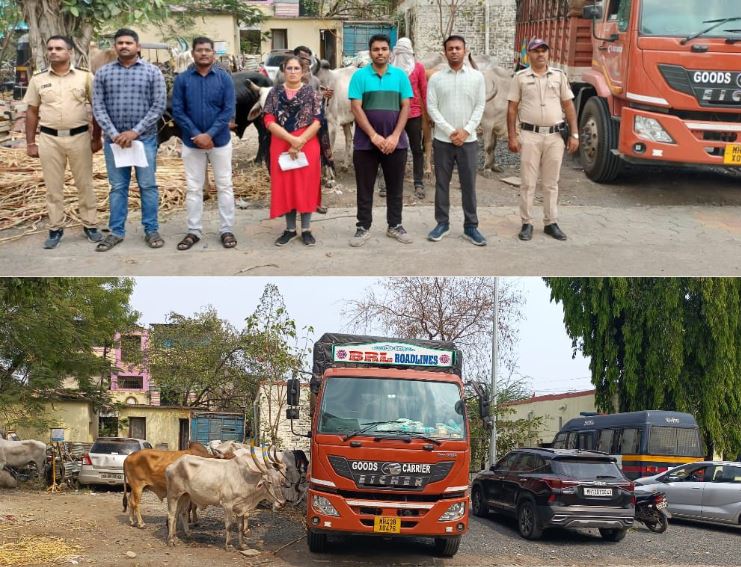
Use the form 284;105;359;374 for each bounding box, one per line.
95;234;123;252
220;232;237;248
145;231;165;249
177;233;200;251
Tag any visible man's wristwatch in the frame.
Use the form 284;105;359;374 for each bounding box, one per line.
571;133;579;140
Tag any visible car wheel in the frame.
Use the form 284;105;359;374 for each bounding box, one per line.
517;499;543;540
434;536;461;557
471;486;488;518
307;529;327;553
599;528;627;542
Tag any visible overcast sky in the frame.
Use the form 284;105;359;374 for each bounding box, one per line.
130;277;593;396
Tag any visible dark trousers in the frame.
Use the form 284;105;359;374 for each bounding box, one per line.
354;148;408;229
433;139;479;228
406;116;424;186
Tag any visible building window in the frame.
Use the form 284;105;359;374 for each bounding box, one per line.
118;375;144;390
129;417;146;440
271;29;288;50
120;335;142;364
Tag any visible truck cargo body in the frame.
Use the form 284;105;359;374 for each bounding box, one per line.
515;0;741;181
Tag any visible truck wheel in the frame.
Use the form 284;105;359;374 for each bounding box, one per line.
307;529;327;553
434;535;461;557
517;499;543;540
471;486;488;517
599;528;627;541
579;97;623;183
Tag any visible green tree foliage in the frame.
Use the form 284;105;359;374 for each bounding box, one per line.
0;277;137;429
20;0;263;68
243;284;312;445
545;277;741;458
146;285;310;445
147;307;256;410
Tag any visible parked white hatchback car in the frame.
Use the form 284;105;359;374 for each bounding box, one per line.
635;460;741;527
78;437;151;486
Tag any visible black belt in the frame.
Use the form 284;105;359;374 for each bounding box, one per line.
521;122;565;134
40;125;89;137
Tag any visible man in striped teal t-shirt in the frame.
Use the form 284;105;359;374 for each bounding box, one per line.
348;34;413;247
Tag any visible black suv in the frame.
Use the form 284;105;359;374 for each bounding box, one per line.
471;448;634;541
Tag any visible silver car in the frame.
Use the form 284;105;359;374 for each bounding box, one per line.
79;437;151;486
635;460;741;527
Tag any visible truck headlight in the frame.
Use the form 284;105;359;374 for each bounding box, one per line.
634;116;674;143
312;495;339;517
439;501;466;521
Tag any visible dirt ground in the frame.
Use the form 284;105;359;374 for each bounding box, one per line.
0;486;305;566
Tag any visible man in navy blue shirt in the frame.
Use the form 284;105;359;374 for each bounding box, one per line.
171;37;237;250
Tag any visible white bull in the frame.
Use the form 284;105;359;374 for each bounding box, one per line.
316;62;358;171
211;441;308;505
0;438;46;478
165;447;287;551
479;66;514;174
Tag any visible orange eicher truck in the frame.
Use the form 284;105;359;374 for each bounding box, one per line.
515;0;740;182
285;333;470;557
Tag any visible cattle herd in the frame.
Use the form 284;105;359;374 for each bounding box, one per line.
0;434;308;553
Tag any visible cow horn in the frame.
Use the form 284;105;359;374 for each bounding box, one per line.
271;446;280;463
244;78;260;95
250;445;268;473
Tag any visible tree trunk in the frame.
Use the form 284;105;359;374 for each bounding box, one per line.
21;0;93;71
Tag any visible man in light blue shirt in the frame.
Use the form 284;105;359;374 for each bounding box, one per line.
426;35;487;246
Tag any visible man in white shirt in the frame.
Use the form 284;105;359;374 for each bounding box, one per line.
426;35;487;246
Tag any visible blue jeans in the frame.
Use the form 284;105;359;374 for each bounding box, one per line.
103;136;159;238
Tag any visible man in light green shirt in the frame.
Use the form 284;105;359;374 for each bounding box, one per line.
426;35;487;246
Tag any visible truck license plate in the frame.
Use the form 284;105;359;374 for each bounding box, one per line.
583;487;613;496
373;516;400;534
723;144;741;165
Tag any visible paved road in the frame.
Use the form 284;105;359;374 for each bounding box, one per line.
275;512;741;566
1;203;740;276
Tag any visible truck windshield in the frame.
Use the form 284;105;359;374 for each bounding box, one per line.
640;0;738;38
318;377;466;439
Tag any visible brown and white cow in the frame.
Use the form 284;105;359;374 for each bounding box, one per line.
165;447;287;550
122;441;212;528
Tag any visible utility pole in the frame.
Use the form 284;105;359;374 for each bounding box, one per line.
488;277;498;467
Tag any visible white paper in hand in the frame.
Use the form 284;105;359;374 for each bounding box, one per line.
278;151;309;171
111;140;149;168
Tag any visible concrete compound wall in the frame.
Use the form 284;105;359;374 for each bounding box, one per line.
400;0;516;69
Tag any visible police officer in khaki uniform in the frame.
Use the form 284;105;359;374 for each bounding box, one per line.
24;35;103;249
507;38;578;242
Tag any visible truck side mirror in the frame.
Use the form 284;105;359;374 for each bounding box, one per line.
582;5;602;19
287;378;300;406
478;396;490;420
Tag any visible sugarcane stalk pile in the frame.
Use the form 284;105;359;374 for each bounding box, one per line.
0;146;270;243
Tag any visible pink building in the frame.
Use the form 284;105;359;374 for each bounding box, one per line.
110;330;160;406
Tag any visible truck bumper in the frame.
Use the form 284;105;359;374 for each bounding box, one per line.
618;107;741;167
306;488;468;537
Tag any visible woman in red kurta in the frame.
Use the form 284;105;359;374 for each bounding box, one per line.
264;56;323;246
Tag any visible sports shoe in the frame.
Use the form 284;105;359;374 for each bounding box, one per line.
463;227;487;246
301;231;316;246
427;223;450;242
83;227;103;243
43;229;63;249
349;227;371;247
275;230;298;246
387;224;413;244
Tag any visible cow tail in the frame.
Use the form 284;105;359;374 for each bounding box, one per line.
122;467;129;512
